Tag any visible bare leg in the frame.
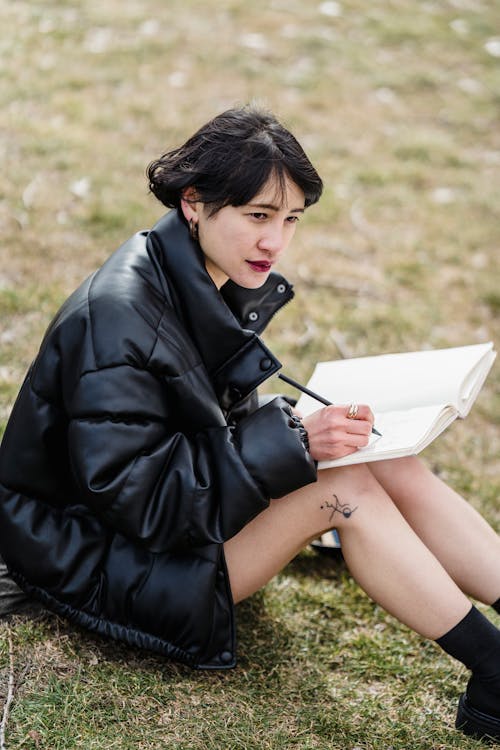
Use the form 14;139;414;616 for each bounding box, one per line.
368;456;500;604
224;463;471;638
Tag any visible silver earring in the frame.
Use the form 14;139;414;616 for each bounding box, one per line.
189;219;199;242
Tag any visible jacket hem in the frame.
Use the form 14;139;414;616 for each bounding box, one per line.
9;570;200;668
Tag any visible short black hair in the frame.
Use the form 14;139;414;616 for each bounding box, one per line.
147;105;323;217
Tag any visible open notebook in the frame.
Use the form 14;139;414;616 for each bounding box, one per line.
296;342;497;468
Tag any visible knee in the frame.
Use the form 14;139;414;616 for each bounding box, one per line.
386;455;424;473
369;455;429;488
367;455;435;510
329;462;382;492
320;462;387;506
316;464;393;534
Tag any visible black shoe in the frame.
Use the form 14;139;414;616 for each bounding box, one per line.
456;693;500;742
310;531;344;559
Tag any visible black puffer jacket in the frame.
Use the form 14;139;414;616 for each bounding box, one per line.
0;211;317;668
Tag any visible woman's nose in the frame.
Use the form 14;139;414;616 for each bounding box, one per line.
257;225;284;254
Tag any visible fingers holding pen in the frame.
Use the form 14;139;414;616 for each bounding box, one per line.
302;404;375;462
345;403;375;428
351;404;382;437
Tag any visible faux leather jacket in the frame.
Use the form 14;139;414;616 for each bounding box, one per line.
0;211;317;669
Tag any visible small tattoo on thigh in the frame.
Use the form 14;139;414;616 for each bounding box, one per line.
321;493;358;522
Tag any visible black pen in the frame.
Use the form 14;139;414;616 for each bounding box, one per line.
278;372;383;437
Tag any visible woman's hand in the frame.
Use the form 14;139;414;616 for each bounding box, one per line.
301;404;375;462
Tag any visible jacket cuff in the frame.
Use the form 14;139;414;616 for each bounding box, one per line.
233;397;317;498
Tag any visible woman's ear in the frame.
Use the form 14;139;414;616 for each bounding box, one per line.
180;187;199;223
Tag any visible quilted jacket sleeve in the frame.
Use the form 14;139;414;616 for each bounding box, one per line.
67;365;316;553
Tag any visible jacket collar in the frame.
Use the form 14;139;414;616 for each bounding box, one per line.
146;211;294;410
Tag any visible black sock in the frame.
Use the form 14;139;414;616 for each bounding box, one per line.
436;605;500;717
492;598;500;616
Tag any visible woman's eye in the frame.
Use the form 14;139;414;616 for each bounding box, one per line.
250;212;267;220
286;215;300;223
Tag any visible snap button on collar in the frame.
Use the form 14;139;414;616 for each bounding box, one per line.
260;357;273;371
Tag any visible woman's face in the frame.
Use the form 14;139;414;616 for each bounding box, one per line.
182;176;306;290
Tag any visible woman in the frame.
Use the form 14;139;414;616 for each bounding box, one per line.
0;106;499;741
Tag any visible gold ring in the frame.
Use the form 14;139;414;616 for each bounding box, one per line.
347;403;359;419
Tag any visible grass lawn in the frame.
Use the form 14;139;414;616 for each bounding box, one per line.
1;0;499;747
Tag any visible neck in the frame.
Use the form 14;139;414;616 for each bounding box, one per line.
204;258;228;290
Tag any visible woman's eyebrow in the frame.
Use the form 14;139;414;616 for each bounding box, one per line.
247;202;305;213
